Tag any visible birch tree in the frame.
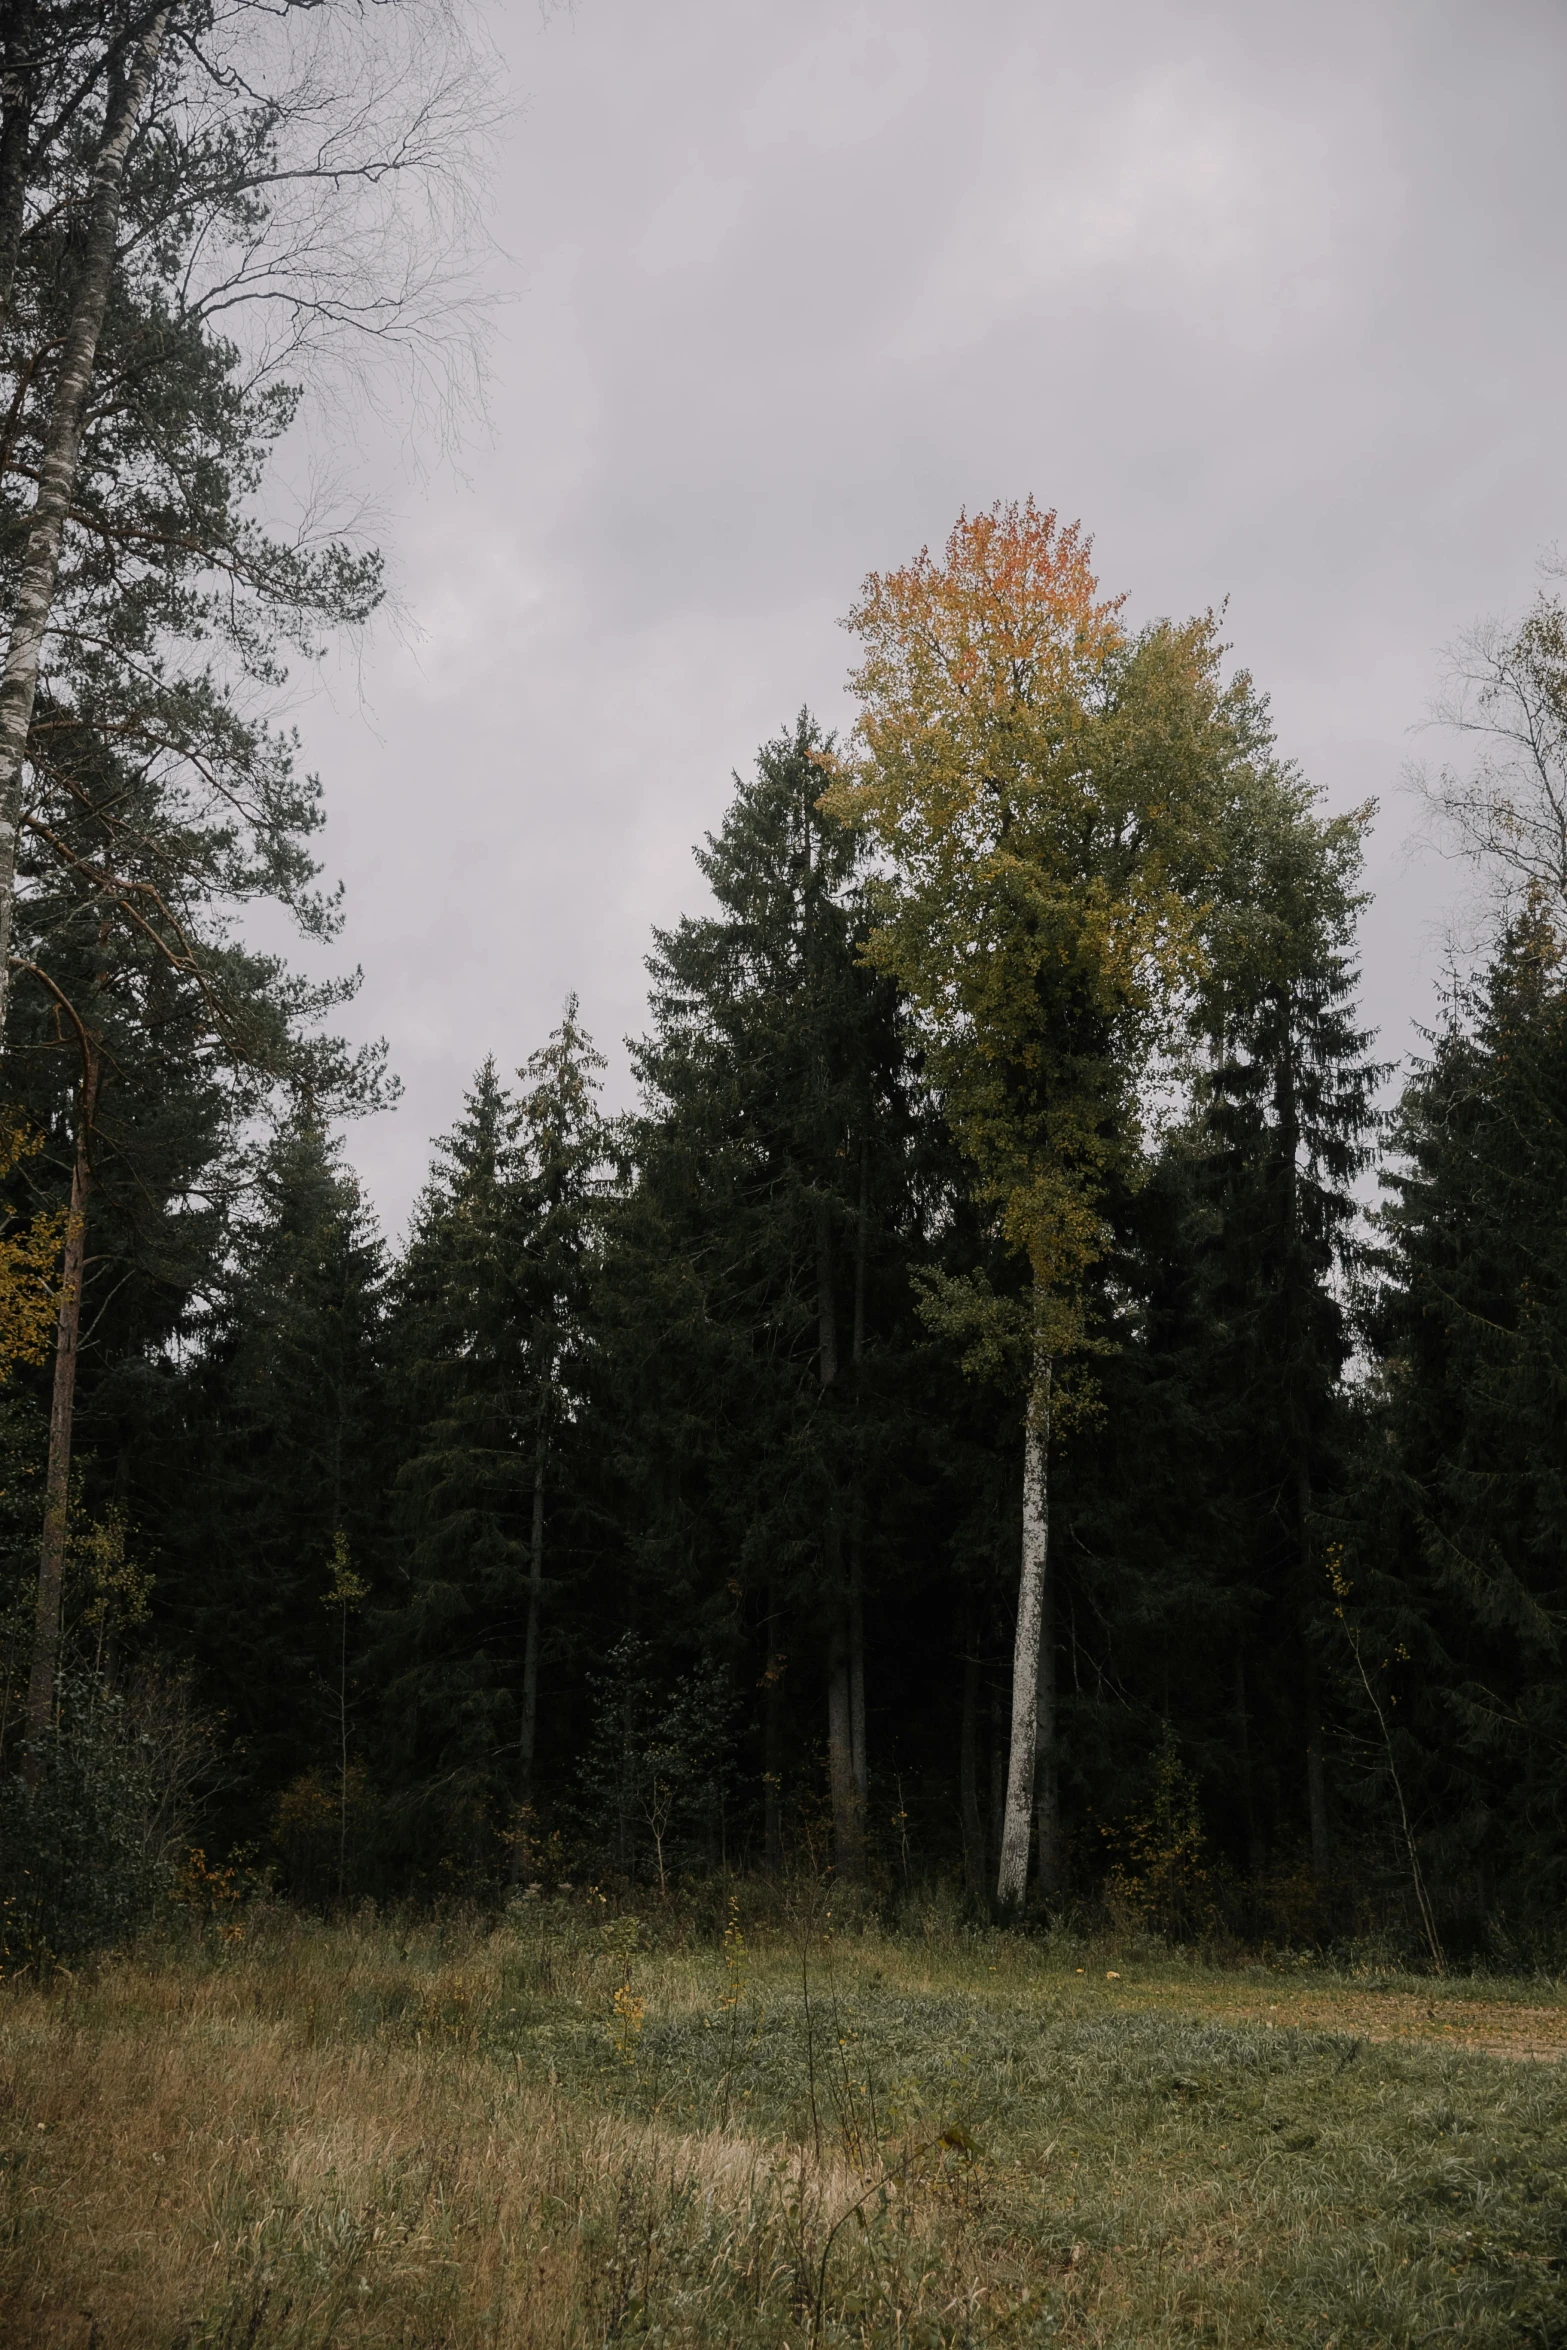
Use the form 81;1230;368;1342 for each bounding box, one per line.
1415;584;1567;934
821;499;1265;1907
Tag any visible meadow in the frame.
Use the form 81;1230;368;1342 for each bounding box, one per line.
1;1897;1565;2349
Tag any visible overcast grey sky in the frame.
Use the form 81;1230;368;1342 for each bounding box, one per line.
291;0;1567;1233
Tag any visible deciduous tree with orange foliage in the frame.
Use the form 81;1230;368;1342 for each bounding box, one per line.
820;497;1283;1906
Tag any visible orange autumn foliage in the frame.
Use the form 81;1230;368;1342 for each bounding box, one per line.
0;1116;66;1384
819;498;1246;1314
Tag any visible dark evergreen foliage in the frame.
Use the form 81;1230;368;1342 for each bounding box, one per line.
1351;910;1567;1940
8;710;1565;1954
374;1009;609;1885
138;1122;388;1847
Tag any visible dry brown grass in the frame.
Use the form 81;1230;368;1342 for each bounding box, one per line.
0;1920;1044;2348
2;1910;1563;2347
1076;1976;1567;2063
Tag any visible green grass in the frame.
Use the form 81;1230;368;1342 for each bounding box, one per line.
2;1900;1565;2345
491;1907;1567;2345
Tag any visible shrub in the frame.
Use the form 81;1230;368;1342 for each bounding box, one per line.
1100;1730;1213;1940
0;1670;212;1966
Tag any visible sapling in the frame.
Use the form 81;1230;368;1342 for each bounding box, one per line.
322;1532;368;1903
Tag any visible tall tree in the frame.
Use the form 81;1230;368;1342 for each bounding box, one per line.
1354;910;1567;1928
822;499;1277;1905
1182;787;1378;1882
0;0;497;1031
1417;581;1567;924
139;1120;387;1831
0;1;171;1013
611;717;924;1883
513;999;608;1809
4;669;386;1764
386;1016;606;1872
387;1060;529;1850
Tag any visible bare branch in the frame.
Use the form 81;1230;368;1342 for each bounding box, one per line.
1411;589;1567;930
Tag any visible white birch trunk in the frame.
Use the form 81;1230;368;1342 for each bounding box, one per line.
0;8;170;1038
997;1348;1050;1907
1034;1561;1060;1896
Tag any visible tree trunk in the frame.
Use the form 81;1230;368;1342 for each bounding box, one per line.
1235;1647;1263;1876
23;1044;98;1771
1298;1461;1329;1884
763;1581;784;1872
0;7;170;1039
517;1378;549;1836
818;1198;864;1884
849;1558;866;1817
0;0;37;319
336;1600;351;1902
847;1132;868;1835
1304;1646;1330;1885
989;1678;1006;1862
1034;1557;1060;1899
816;1193;837;1388
998;1344;1050;1907
826;1581;863;1884
959;1613;987;1902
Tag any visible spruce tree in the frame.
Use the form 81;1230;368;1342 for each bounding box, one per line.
1009;783;1378;1907
513;1000;609;1811
385;1060;529;1868
384;1013;608;1881
607;716;932;1884
122;1119;387;1864
1356;909;1567;1930
1185;791;1380;1886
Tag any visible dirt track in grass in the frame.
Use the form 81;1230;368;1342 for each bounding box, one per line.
1086;1978;1567;2063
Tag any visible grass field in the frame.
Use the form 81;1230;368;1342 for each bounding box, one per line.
2;1899;1565;2348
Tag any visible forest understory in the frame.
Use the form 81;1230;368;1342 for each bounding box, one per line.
3;1901;1566;2350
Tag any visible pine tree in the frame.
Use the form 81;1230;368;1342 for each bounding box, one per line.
0;0;493;1023
2;683;387;1767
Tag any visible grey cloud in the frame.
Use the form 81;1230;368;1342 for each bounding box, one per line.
291;0;1567;1230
